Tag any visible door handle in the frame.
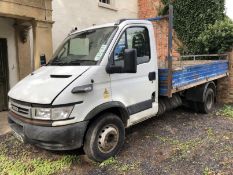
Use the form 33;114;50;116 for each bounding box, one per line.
148;72;156;81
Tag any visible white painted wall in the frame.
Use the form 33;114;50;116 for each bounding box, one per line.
0;17;18;89
226;0;233;20
52;0;138;50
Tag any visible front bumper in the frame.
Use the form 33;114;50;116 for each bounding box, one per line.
8;112;88;151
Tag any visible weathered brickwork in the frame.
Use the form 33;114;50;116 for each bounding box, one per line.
217;51;233;104
138;0;180;67
139;0;233;103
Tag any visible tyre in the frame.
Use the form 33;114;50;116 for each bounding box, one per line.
197;88;215;114
83;113;125;162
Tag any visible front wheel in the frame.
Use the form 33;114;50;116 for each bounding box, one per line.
83;113;125;162
197;88;215;114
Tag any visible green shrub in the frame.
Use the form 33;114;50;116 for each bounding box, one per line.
218;105;233;119
160;0;226;54
197;17;233;54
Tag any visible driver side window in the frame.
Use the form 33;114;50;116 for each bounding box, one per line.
114;32;126;66
114;27;150;67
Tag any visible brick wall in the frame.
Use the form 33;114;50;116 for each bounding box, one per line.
138;0;180;67
139;0;233;103
217;51;233;104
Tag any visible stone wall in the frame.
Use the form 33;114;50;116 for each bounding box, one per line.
0;0;52;21
0;0;53;73
217;51;233;104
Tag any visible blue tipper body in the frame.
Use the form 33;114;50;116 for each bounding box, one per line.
158;60;229;96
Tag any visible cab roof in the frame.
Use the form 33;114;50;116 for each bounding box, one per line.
70;19;152;36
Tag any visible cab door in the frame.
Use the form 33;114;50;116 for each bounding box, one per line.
110;25;158;124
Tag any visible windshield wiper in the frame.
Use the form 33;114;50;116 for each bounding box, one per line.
49;59;97;66
67;60;97;65
49;60;67;66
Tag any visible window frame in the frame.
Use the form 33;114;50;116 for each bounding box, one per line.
111;26;151;66
98;0;117;11
99;0;111;5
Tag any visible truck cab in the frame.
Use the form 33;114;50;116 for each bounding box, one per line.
8;20;159;161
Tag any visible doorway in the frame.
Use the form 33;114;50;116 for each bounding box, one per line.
0;38;9;111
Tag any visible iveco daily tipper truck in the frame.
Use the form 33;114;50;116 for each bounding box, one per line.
8;18;229;161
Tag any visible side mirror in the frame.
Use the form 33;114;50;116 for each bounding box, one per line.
123;49;137;73
40;54;47;66
106;49;137;74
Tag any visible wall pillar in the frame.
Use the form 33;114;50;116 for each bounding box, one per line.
15;22;32;79
217;51;233;104
33;21;53;69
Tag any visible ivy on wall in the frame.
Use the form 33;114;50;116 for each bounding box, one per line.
160;0;230;54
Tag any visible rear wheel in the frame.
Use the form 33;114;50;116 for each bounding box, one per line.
197;88;215;114
83;113;125;162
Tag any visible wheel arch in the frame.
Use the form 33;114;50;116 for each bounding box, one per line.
84;101;129;127
203;81;217;100
185;81;216;102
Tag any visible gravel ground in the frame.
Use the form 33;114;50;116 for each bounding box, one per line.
0;105;233;175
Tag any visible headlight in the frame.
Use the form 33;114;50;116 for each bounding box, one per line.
34;106;74;121
34;108;51;120
51;106;74;120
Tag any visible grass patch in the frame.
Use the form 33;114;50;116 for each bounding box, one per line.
0;135;80;175
217;105;233;119
117;163;138;172
203;167;215;175
207;128;214;138
0;133;82;175
99;157;139;173
0;154;80;175
155;136;203;160
99;157;118;167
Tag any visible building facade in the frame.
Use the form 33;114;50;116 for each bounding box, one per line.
0;0;53;111
0;0;138;111
52;0;138;49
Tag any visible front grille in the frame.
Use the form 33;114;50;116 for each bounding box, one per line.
9;100;31;118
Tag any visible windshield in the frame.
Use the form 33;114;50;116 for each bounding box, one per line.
48;27;117;66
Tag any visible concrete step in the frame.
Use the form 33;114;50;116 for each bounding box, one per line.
0;111;11;135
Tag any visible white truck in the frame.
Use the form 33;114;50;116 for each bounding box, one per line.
8;17;229;162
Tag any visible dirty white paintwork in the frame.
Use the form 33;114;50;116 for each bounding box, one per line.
8;66;90;104
9;20;159;127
